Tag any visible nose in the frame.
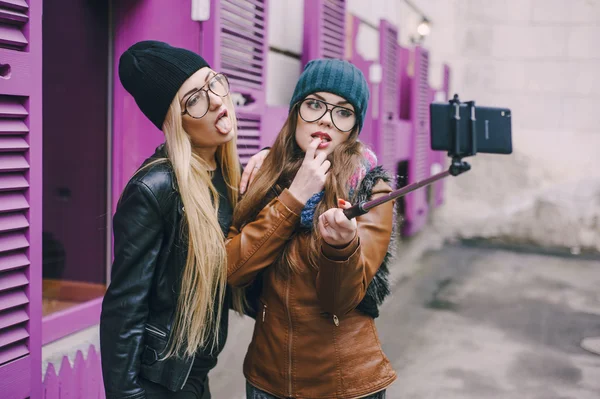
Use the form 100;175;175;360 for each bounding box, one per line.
318;109;334;128
208;90;223;111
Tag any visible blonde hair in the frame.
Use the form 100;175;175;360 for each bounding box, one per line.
153;94;245;359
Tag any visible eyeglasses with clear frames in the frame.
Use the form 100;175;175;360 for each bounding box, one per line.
181;73;230;119
297;98;356;132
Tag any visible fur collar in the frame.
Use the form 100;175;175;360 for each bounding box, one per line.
350;165;396;318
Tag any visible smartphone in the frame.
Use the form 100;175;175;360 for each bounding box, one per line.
430;102;512;155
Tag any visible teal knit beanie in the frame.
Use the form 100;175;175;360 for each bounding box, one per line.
289;59;370;133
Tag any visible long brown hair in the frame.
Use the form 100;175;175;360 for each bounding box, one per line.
232;104;364;277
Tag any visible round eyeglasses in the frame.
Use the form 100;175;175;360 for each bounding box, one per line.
297;98;356;132
181;73;230;119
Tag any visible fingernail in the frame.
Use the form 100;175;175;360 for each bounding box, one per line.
338;199;345;206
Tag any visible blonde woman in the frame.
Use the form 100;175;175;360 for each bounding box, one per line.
100;41;267;399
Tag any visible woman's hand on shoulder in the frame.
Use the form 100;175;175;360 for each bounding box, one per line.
318;199;357;248
240;148;270;194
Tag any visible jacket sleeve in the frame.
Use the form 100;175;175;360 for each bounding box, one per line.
226;189;304;287
100;181;164;399
316;180;393;316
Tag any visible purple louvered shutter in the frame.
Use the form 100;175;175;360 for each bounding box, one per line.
0;0;42;398
404;46;431;235
201;0;269;165
378;19;399;175
302;0;346;67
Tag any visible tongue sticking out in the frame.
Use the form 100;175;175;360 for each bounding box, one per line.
216;115;232;134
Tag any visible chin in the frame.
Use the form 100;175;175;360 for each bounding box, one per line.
219;129;236;143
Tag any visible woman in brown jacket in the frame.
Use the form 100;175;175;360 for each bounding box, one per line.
227;59;397;399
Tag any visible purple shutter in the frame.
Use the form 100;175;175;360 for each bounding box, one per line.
378;20;399;176
345;14;375;152
201;0;269;165
0;0;42;398
302;0;346;67
404;46;430;235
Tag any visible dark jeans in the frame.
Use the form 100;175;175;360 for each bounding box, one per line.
139;375;210;399
246;381;386;399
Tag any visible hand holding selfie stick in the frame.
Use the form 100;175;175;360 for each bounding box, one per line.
344;94;476;220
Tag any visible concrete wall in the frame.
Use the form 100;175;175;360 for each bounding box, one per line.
408;0;600;252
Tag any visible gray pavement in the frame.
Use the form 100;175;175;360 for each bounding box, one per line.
211;245;600;398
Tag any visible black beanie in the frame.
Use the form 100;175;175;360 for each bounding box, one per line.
118;40;210;130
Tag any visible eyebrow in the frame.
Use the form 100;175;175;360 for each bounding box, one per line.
310;93;350;106
181;72;216;100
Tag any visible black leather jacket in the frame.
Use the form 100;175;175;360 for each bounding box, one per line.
100;146;232;399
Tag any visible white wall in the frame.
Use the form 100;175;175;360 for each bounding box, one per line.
266;0;304;106
347;0;400;27
410;0;600;251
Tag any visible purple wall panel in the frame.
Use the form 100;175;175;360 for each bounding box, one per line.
259;106;288;148
42;297;102;345
112;0;203;212
395;119;412;162
42;345;105;399
398;46;411;121
42;0;108;284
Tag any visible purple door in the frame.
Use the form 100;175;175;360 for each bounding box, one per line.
0;0;43;398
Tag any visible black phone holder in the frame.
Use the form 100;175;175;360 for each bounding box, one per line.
343;94;477;219
447;94;476;176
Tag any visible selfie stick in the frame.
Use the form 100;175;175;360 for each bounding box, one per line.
344;94;476;220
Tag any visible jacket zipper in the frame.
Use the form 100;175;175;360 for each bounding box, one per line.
286;279;293;397
321;312;340;327
145;324;167;338
145;324;192;389
180;359;194;389
262;303;267;322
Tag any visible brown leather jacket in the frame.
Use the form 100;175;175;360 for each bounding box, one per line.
227;181;397;399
